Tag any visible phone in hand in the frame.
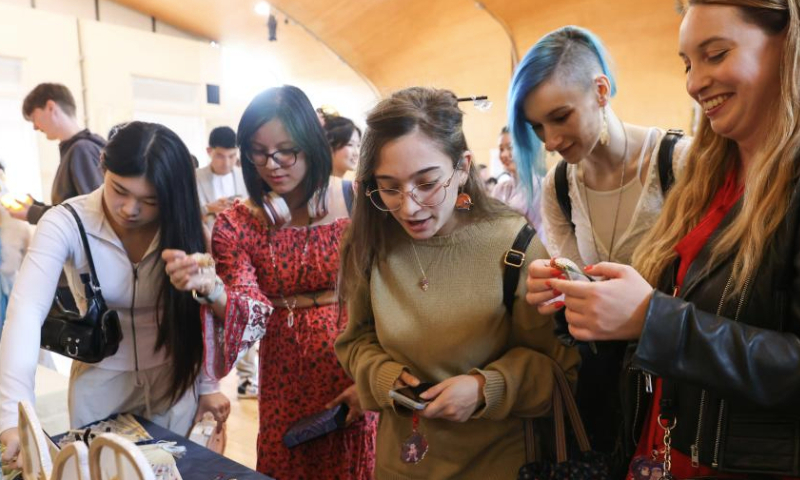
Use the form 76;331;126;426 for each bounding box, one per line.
388;382;436;410
549;257;599;354
543;257;594;307
552;257;595;282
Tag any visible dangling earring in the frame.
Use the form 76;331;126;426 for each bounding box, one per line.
455;188;473;211
599;106;610;146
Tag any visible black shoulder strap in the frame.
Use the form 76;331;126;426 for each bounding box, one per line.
62;203;102;295
554;160;573;230
342;180;354;216
503;223;537;314
658;129;684;196
660;377;679;424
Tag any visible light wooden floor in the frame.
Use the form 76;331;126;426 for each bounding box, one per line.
219;371;259;469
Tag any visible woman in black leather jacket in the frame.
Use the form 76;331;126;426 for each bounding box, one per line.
526;0;800;478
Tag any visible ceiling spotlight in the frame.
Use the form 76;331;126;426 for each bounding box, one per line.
268;14;277;41
254;1;270;16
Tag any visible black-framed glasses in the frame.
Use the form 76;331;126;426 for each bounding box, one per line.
245;147;301;168
365;167;459;212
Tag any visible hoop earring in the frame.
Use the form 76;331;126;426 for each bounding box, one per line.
599;106;610;146
455;189;473;211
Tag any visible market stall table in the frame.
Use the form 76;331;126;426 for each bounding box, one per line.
55;416;274;480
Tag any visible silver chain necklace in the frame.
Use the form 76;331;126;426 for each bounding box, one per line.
582;124;629;263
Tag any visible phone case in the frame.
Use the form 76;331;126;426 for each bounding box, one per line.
553;257;595;282
389;390;428;410
282;403;349;448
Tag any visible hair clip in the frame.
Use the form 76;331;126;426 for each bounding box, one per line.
456;95;493;112
316;105;339;117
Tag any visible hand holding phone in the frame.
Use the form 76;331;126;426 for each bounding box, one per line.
552;257;595;282
388;382;436;411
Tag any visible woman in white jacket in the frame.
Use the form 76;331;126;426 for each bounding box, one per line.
0;122;228;467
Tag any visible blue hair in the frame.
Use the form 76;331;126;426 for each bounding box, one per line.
507;25;616;209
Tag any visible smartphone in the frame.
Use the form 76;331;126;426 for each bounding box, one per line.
552;257;595;282
548;258;599;354
543;257;594;307
388;382;435;410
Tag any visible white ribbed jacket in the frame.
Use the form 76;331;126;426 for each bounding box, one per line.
0;187;217;432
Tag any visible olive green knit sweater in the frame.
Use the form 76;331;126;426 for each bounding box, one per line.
336;215;580;480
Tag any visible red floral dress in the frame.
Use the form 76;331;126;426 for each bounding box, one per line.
206;202;376;480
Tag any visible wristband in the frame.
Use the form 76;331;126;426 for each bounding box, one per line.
192;276;224;304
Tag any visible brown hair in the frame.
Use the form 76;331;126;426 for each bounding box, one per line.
634;0;797;295
339;87;514;297
22;83;77;119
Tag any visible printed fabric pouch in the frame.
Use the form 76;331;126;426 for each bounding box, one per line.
282;404;349;448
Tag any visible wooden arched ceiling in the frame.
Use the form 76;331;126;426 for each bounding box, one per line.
111;0;689;164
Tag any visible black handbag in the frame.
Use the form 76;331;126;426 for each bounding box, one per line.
518;360;610;480
40;203;122;363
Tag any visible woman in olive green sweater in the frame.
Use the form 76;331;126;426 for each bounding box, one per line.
336;87;580;480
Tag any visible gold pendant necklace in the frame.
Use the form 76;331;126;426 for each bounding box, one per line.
410;242;430;291
583;123;629;263
267;220;312;327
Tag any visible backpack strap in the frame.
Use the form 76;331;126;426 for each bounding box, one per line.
658;129;684;196
503;223;537;314
554;160;573;230
342;180;354;216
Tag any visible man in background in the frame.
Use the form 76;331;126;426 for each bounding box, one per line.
4;83;104;318
9;83;104;225
196;126;246;230
195;126;257;399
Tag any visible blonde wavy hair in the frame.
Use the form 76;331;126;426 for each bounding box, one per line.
633;0;800;294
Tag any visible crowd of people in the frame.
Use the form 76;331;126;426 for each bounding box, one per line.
1;0;799;479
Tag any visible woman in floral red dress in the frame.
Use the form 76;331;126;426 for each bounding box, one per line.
164;85;375;479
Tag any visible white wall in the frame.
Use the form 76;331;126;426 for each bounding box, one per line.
0;1;377;198
0;0;26;8
0;0;215;199
78;18;227;158
0;0;208;40
0;4;83;201
98;0;151;31
35;0;95;20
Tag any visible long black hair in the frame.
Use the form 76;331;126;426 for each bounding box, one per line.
102;121;205;404
237;85;332;207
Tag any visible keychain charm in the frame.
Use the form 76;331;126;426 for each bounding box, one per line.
629;454;665;480
401;412;428;464
657;415;677;480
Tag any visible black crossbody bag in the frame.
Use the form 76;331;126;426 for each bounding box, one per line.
40;204;122;363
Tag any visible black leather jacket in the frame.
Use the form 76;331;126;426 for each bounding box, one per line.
622;182;800;476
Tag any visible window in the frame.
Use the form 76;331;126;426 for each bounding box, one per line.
0;57;42;199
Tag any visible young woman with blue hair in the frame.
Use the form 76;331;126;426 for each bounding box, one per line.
509;26;690;474
509;26;690;268
527;0;800;476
